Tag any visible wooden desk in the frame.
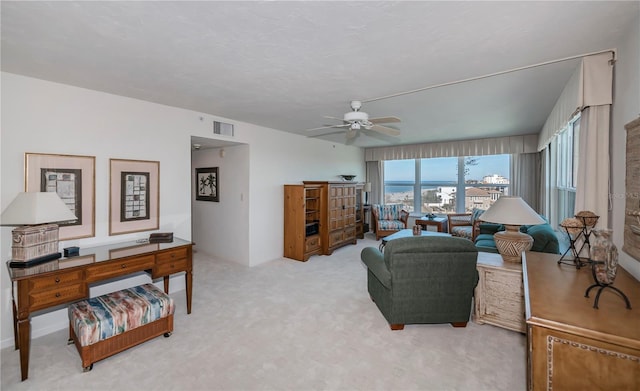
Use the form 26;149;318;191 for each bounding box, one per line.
523;251;639;391
415;216;448;233
7;238;193;381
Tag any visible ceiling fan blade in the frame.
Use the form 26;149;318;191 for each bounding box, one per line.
305;124;349;132
307;129;349;138
369;116;401;124
323;115;348;124
370;124;401;137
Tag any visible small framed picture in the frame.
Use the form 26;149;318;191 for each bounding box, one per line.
109;159;159;235
196;167;219;202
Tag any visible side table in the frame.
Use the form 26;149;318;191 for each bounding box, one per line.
415;216;448;233
474;251;525;333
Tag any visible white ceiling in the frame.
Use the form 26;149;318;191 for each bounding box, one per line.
2;1;638;148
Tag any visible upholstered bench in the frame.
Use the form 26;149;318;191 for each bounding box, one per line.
68;283;175;372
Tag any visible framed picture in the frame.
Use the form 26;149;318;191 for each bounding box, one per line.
25;153;95;240
196;167;219;202
109;159;159;235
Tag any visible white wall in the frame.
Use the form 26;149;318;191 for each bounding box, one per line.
192;145;251;265
611;13;640;280
0;72;364;348
191;135;365;268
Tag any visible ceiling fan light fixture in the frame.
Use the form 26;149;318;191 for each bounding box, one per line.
344;111;368;122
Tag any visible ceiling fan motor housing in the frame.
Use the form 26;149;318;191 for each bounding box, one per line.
344;111;369;122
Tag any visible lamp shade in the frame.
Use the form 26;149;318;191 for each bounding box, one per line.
479;196;545;226
1;192;77;225
363;182;372;192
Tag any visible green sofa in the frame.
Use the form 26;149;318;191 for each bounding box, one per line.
474;221;560;254
360;236;479;330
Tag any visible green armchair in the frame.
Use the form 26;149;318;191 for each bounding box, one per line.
360;236;479;330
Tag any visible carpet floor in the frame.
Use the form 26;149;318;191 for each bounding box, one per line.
1;234;526;390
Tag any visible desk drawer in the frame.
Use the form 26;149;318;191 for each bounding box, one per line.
157;247;187;263
85;255;155;281
155;257;188;276
29;283;87;312
29;270;83;292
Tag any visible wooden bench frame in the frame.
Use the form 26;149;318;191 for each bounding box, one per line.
69;314;173;371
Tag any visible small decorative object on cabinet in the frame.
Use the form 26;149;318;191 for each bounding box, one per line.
585;228;630;309
558;211;599;268
283;184;323;261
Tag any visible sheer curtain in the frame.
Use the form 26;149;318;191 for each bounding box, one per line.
537;52;613;227
510;152;541;211
575;105;610;227
366;161;383;205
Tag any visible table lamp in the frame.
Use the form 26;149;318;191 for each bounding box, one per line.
1;192;78;266
363;182;372;205
478;196;545;263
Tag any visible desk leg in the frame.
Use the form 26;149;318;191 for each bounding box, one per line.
163;275;170;294
186;269;192;314
17;318;30;381
12;298;19;350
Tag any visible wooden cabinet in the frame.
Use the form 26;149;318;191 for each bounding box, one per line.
474;252;525;333
355;184;364;239
284;181;358;261
325;182;356;253
283;184;323;261
523;251;640;391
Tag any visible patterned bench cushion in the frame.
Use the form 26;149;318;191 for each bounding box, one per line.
69;283;175;347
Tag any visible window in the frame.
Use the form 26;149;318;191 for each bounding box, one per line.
550;115;580;228
384;154;510;214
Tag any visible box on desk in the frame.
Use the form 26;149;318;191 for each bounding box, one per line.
11;224;59;261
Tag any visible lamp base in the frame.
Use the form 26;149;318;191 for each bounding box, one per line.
494;225;534;263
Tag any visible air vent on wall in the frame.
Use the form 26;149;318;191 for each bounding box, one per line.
214;121;234;137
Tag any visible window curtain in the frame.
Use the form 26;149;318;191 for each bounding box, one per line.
510;152;541;211
364;134;538;162
366;160;383;205
539;147;550;219
575;105;610;227
537;52;613;227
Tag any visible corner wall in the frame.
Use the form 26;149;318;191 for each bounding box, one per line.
611;12;640;280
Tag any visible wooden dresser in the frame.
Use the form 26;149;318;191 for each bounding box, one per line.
523;251;640;391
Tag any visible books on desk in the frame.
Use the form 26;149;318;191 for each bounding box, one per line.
149;232;173;243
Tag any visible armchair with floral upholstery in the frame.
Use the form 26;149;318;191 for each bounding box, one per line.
371;204;409;240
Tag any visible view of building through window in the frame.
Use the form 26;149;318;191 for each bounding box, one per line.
384;155;510;214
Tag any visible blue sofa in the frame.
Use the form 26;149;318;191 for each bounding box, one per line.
474;221;560;254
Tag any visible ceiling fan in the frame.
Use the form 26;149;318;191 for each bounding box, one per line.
307;100;401;140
